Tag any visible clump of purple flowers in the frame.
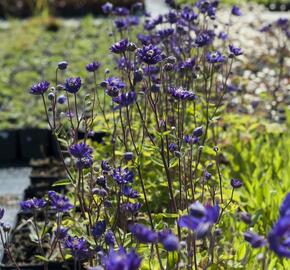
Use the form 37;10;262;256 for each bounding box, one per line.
69;142;94;169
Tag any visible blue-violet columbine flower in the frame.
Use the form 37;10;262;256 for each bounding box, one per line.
102;77;126;98
244;231;267;248
110;39;129;54
48;190;73;212
102;2;113;14
58;61;68;70
170;87;195;101
231;178;243;189
65;77;82;93
105;230;115;247
130;223;157;243
206;51;225;64
64;236;90;260
112;92;137;110
30;81;50;95
268;193;290;258
102;247;142;270
86;61;101;72
231;5;242;16
137;44;163;65
178;201;219;238
122;186;139;198
20;198;46;211
69;142;93;169
112;167;134;185
229;45;243;57
92;220;106;238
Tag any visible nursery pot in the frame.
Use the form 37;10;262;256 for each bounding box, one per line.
0;130;18;163
23;185;66;200
19;129;51;161
0;261;75;270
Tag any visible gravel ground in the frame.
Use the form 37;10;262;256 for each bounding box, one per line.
0;168;31;225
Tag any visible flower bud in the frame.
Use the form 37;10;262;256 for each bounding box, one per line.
127;42;137;52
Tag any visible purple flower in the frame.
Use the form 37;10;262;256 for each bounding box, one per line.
112;167;134;185
92;188;108;197
156;28;174;39
162;234;179;251
64;236;90;260
206;51;225;64
178;201;219;238
267;194;290;257
240;212;252;225
114;18;128;31
110;39;128;54
113;7;129;16
195;31;215;47
122;202;141;214
276;18;288;29
101;160;111;173
102;77;126;98
268;215;290;257
30;81;50;95
58;61;68;70
231;5;242;16
218;31;228;40
130;224;157;243
137;44;163;65
178;58;196;71
103;247;142;270
92;220;106;238
168;143;178;152
244;231;267;248
260;23;272;33
20;198;46;211
57;95;66;104
122;186;139;198
96;176;108;189
65;77;82;93
105;230;115;246
137;33;152;45
127;16;139;26
132;2;143;12
102;2;113;14
48;191;73;212
112;92;137;110
181;6;198;21
124;152;134;161
169;87;195;101
184;135;199;145
193;126;203;137
229;45;243;57
0;208;4;220
86;61;101;72
54;227;69;240
69;142;93;169
165;10;178;24
230;178;243;189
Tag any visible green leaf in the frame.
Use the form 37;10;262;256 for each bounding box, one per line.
52;178;71;186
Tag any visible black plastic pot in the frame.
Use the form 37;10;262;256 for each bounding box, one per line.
19;129;51;161
78;131;107;143
1;261;75;270
0;130;18;163
266;2;290;11
24;185;66;200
